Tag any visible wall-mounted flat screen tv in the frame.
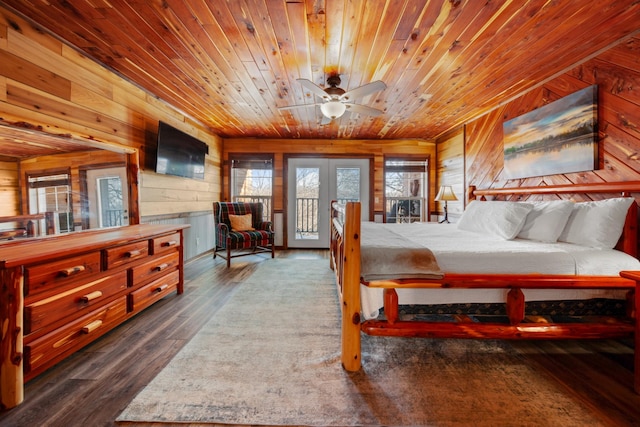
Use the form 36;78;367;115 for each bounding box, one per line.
155;121;208;180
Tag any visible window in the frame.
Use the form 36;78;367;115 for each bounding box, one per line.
230;156;273;222
28;172;73;232
384;158;428;223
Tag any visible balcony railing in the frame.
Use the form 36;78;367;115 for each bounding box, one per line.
232;196;359;236
103;209;124;227
296;197;318;236
296;197;356;237
233;195;272;222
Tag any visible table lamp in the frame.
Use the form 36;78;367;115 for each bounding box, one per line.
434;185;457;223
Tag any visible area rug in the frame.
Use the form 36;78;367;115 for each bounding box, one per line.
116;259;606;426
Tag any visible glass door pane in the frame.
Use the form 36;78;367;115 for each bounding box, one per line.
86;167;129;230
97;176;124;227
295;167;320;241
287;158;369;248
336;167;360;203
287;158;329;248
330;158;369;221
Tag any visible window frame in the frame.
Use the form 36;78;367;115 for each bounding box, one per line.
26;169;74;233
228;153;274;222
383;156;430;223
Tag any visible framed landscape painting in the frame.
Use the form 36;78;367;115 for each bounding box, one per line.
503;85;598;179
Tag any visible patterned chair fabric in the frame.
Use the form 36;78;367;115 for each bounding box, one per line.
213;201;275;267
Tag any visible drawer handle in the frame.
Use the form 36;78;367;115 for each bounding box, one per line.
82;319;103;334
162;240;177;247
126;249;142;258
59;265;86;277
155;284;169;293
80;290;103;303
155;263;169;271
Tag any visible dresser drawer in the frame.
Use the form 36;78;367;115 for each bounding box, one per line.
24;296;128;376
104;240;149;269
129;269;179;312
25;269;128;335
130;251;179;286
25;252;102;296
151;232;181;255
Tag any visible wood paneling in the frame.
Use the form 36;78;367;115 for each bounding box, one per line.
0;9;222;220
0;160;18;217
464;35;640;194
0;1;638;140
436;128;464;219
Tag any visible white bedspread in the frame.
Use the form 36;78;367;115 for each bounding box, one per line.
360;222;443;281
359;222;640;319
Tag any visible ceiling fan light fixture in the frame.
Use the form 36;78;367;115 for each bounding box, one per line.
320;100;346;119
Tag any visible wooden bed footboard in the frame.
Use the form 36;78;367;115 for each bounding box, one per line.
329;182;640;394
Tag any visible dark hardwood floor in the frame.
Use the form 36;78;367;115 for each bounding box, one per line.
1;249;639;427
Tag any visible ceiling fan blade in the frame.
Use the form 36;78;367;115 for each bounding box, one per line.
278;103;322;111
340;80;387;102
297;78;330;101
344;103;384;116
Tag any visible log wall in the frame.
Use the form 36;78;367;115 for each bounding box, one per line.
462;35;640;194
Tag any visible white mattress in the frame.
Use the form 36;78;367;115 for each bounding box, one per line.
359;222;640;319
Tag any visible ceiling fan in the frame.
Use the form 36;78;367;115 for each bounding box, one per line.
280;75;387;124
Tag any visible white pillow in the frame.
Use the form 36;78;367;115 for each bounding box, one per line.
517;200;575;243
558;197;635;249
457;200;534;240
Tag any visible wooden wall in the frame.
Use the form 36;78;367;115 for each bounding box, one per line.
435;128;464;220
0;9;222;222
222;137;437;220
461;35;640;195
0;160;18;215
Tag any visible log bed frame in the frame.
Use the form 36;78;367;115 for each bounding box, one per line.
329;181;640;393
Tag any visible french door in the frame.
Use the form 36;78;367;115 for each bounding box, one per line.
86;167;129;229
287;158;369;248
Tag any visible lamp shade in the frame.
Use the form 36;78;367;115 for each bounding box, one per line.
434;185;458;202
320;100;346;119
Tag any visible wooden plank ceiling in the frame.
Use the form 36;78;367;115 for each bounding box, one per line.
1;0;640;141
0;121;101;161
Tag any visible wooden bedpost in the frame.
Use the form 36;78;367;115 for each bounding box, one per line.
0;266;24;409
619;270;640;394
637;278;639;395
619;194;638;258
329;200;336;271
468;185;477;201
341;202;362;372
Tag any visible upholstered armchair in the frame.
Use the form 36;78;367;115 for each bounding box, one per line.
213;201;275;267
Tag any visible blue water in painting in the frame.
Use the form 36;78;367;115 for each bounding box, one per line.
503;138;596;179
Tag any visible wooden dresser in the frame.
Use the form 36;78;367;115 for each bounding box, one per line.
0;224;189;410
